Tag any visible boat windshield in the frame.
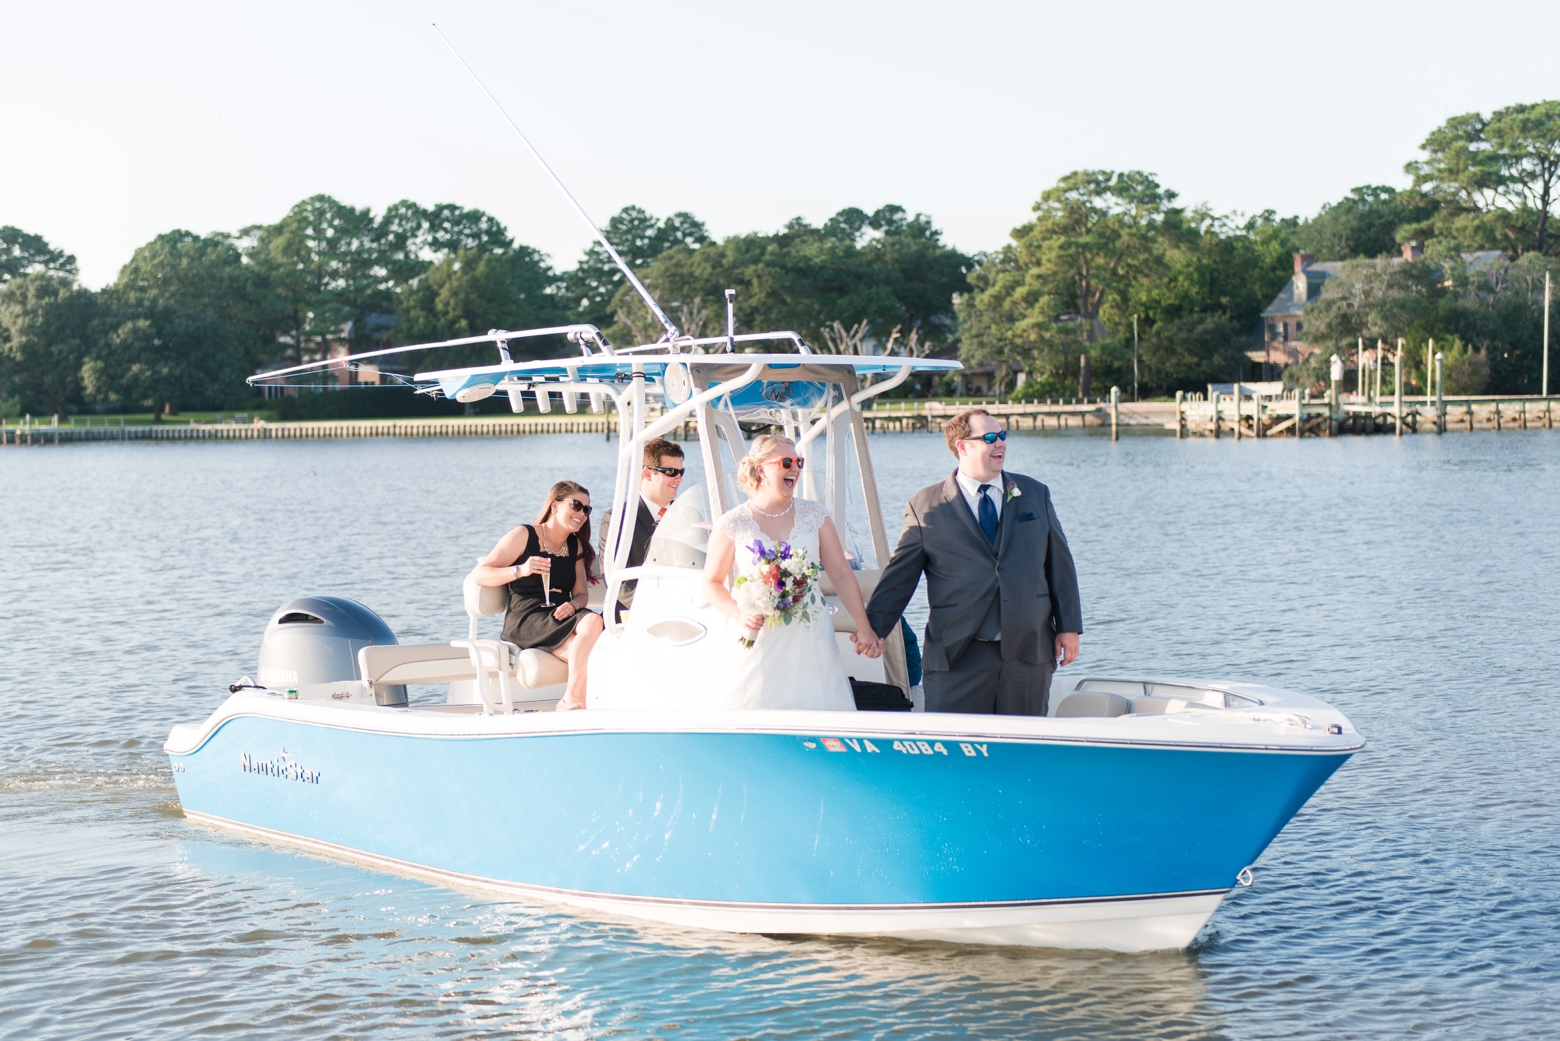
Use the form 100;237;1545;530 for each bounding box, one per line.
645;480;712;570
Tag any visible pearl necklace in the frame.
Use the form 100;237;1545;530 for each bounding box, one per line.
750;500;794;519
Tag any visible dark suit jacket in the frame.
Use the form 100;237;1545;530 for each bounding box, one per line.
866;470;1082;671
599;499;660;617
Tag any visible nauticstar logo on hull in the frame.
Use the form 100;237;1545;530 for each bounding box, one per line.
240;749;321;785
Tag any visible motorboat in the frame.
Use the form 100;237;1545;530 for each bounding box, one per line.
166;327;1363;953
166;42;1361;950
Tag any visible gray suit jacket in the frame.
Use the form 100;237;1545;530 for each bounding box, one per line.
866;470;1082;671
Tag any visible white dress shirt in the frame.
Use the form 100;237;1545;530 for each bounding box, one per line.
954;468;1002;526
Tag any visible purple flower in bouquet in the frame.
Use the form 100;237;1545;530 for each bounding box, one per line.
732;539;824;648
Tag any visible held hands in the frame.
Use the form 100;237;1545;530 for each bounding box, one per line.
1055;632;1080;667
851;631;886;658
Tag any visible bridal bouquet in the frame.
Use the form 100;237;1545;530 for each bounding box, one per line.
732;539;823;648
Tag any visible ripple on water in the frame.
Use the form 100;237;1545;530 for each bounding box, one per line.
2;433;1559;1039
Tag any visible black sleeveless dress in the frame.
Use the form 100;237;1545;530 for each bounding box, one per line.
501;525;585;652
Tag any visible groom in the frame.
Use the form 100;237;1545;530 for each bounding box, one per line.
866;409;1082;715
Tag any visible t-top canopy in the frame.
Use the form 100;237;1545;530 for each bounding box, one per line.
246;323;962;404
416;354;961;406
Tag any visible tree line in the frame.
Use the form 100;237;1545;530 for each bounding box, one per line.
5;99;1559;417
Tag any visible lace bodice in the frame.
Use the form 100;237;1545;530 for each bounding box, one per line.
715;498;829;556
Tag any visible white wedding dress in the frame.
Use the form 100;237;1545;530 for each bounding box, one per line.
713;498;856;712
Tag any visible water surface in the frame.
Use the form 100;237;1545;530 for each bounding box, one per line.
3;429;1557;1039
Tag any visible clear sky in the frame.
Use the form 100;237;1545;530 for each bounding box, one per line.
7;0;1560;287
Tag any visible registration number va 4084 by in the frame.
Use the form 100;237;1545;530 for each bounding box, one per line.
811;736;992;757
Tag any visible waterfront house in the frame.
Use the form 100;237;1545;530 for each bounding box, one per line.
1255;244;1506;380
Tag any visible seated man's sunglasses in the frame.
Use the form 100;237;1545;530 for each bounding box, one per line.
962;430;1008;445
646;465;685;478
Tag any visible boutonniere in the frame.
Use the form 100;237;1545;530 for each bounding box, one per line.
1004;480;1021;503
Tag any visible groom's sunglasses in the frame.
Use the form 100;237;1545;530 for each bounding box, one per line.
646;466;685;478
962;430;1008;445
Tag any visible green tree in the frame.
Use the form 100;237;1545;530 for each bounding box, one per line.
1135;208;1297;331
1137;312;1247;394
0;273;97;415
1407;101;1560;255
608;205;968;352
1296;186;1438;260
242;195;386;365
0;227;77;284
561;206;709;330
83;231;278;411
957;249;1039;398
375;200;516;289
395;246;567;369
961;170;1175;392
1291;256;1449;357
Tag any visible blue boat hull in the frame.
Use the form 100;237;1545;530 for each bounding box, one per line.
168;706;1351;950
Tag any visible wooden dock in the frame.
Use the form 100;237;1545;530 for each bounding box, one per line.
1166;394;1556;438
0;414;620;446
860;399;1105;433
5;393;1553;446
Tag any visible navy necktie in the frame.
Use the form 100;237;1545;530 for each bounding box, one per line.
977;484;998;544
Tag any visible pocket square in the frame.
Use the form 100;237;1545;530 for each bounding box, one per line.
1018;512;1037;522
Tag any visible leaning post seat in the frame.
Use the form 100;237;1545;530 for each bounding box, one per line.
461;566;568;705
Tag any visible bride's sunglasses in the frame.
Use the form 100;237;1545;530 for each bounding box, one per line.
767;457;806;471
962;430;1008;445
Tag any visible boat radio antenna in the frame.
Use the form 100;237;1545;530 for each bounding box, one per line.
432;23;680;342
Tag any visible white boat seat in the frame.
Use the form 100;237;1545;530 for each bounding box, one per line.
359;643;478;690
359;640;563;714
464;568;508;632
1055;691;1133;718
517;647;568;688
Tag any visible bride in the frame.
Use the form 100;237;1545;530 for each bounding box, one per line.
702;434;883;710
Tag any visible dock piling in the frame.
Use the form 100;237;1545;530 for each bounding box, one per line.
1393;343;1404;438
1435;353;1445;434
1109;386;1119;442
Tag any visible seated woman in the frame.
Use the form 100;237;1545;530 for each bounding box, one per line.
473;481;604;711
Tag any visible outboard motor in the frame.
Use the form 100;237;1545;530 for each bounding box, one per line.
256;596;406;707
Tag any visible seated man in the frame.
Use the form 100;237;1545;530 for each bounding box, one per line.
598;437;685;621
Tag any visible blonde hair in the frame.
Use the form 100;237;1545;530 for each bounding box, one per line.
737;434;797;493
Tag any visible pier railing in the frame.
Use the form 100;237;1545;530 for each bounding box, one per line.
5;392;1554;445
0;414;622;446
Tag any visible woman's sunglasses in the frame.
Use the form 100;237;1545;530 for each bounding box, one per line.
561;498;592;516
962;430;1008;445
767;456;806;471
647;466;685;478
